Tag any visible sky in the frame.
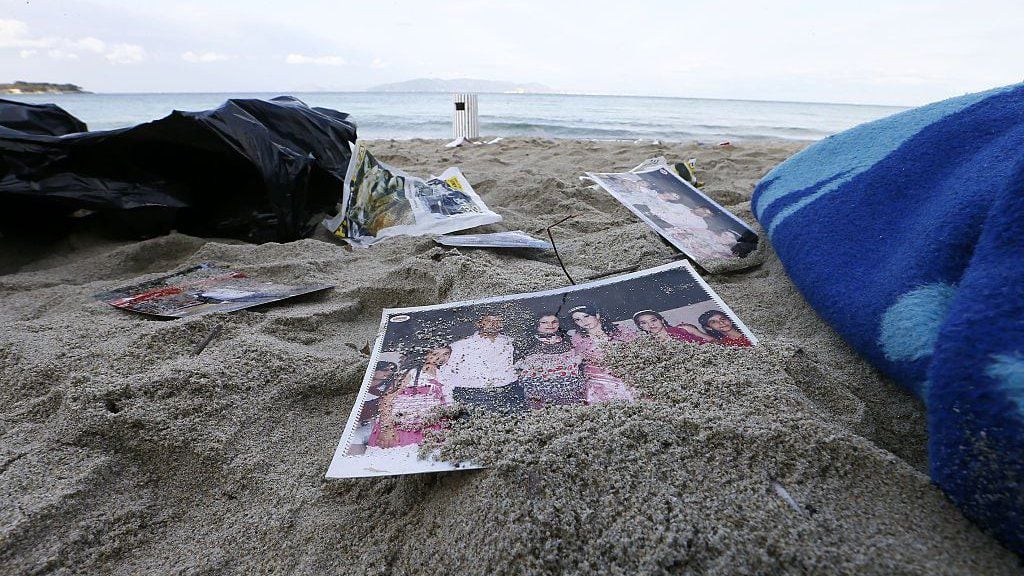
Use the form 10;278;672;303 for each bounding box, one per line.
1;0;1021;106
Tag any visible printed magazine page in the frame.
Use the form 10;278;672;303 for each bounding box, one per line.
326;260;755;478
324;144;501;246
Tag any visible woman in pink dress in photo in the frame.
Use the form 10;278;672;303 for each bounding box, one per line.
632;309;713;344
368;345;451;449
567;304;638;403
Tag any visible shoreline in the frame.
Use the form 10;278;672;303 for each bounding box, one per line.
0;93;900;142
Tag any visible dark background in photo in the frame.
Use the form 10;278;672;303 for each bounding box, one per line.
638;168;759;250
378;267;718;353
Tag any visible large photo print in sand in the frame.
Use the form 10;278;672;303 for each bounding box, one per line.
587;159;758;267
327;261;756;478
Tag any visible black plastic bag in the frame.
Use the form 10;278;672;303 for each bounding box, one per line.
0;98;87;136
0;96;357;242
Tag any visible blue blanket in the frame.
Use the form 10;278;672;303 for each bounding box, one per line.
753;84;1024;555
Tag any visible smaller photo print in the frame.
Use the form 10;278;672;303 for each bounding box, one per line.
586;159;758;267
327;260;755;479
94;263;333;319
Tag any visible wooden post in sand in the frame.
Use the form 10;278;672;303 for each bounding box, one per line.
452;93;479;140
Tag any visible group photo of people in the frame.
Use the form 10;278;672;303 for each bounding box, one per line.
342;263;755;462
588;166;759;264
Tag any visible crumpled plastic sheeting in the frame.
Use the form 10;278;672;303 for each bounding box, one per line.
0;96;357;242
0;98;87;136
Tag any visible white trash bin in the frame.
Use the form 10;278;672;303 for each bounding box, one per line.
452;93;479;140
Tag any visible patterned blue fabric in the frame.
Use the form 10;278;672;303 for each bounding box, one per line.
753;84;1024;555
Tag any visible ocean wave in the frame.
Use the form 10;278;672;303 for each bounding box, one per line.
22;92;893;142
357;119;826;141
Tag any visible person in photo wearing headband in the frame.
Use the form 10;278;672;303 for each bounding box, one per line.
567;304;637;403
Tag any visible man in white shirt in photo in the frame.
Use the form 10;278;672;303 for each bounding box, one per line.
439;309;525;413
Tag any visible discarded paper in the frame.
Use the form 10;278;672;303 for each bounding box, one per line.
323;144;501;246
586;158;758;266
326;260;755;478
434;231;552;250
95;263;332;319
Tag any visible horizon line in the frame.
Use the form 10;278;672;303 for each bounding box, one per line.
15;89;911;109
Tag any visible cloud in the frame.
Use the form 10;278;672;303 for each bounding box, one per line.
285;53;345;66
3;19;145;66
182;51;232;63
105;43;146;64
0;19;48;48
71;37;106;53
370;57;387;69
47;49;79;61
1;20;102;53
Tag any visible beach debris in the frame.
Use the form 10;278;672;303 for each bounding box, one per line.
94;263;333;319
675;158;705;188
770;479;806;516
0;96;356;243
539;213;577;284
444;136;502;148
630;156;703;187
585;157;758;268
326;259;756;478
0;99;85;136
322;144;501;247
434;231;551;250
191;324;224;356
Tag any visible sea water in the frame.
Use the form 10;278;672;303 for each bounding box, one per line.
3;91;905;141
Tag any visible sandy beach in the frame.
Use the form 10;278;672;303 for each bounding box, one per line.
1;138;1019;574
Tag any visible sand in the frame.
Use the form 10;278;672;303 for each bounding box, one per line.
1;138;1019;574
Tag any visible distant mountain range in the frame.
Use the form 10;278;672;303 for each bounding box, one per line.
367;78;552;94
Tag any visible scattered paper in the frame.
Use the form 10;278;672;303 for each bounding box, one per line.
630;156;703;187
95;263;332;319
326;260;755;478
434;231;552;250
323;144;502;246
586;158;758;267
